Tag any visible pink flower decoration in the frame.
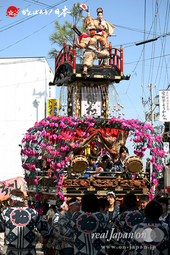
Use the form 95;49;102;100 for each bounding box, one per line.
46;146;51;151
153;179;158;186
57;163;61;168
35;193;41;201
65;157;70;162
61;160;65;166
150;172;155;178
40;143;46;147
33;178;38;185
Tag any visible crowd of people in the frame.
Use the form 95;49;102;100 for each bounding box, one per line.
81;146;129;177
38;145;130;178
0;189;170;255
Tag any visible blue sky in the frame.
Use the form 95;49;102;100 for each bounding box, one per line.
1;0;170;127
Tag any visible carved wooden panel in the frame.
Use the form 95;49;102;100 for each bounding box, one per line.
64;179;91;188
93;179;118;188
120;179;146;188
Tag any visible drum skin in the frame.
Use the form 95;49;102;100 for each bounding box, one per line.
71;155;89;173
125;156;143;174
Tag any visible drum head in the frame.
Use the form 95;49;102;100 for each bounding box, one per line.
73;161;88;173
71;155;89;173
125;156;143;174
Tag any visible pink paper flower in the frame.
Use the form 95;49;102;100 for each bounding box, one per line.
33;178;38;185
35;193;41;201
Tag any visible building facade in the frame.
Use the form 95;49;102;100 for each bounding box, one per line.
0;57;55;181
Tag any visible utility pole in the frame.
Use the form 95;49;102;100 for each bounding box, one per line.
142;83;157;126
150;83;154;126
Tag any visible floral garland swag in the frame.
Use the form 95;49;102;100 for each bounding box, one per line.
20;116;164;215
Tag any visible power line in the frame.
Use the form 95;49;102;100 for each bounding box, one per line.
0;76;53;88
0;9;68;53
0;0;67;33
114;23;160;37
154;0;170;94
23;0;54;8
141;0;147;107
124;53;170;66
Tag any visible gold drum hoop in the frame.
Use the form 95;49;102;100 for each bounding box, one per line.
71;155;89;173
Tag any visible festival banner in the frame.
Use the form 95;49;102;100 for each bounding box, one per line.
0;176;27;201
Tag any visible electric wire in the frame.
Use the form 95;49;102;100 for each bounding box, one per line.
0;0;169;124
0;8;68;53
155;0;170;95
23;0;54;8
141;0;147;114
0;0;67;32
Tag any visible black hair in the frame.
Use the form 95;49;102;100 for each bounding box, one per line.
89;153;98;160
158;197;168;207
123;192;137;209
56;199;65;212
120;202;127;214
101;154;111;162
144;201;162;221
96;7;103;14
154;192;168;201
98;198;109;211
68;197;78;205
119;146;129;155
82;193;98;213
139;195;149;202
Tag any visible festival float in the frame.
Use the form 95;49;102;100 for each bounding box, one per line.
20;6;165;214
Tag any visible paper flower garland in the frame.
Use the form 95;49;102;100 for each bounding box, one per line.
20;116;164;213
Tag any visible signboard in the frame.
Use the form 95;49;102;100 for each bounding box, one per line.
0;177;27;201
81;86;101;117
47;99;59;117
159;90;170;122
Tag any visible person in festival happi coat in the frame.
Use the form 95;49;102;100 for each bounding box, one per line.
58;198;80;255
46;198;68;255
106;191;119;224
158;197;170;233
139;194;149;214
112;145;129;173
84;153;98;177
98;198;109;215
97;154;114;176
71;193;108;255
109;192;144;255
129;200;169;255
0;189;58;255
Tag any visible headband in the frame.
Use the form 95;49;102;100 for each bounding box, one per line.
10;195;24;202
107;192;116;198
60;198;67;208
69;199;80;206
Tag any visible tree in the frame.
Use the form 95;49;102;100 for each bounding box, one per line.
48;3;85;58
